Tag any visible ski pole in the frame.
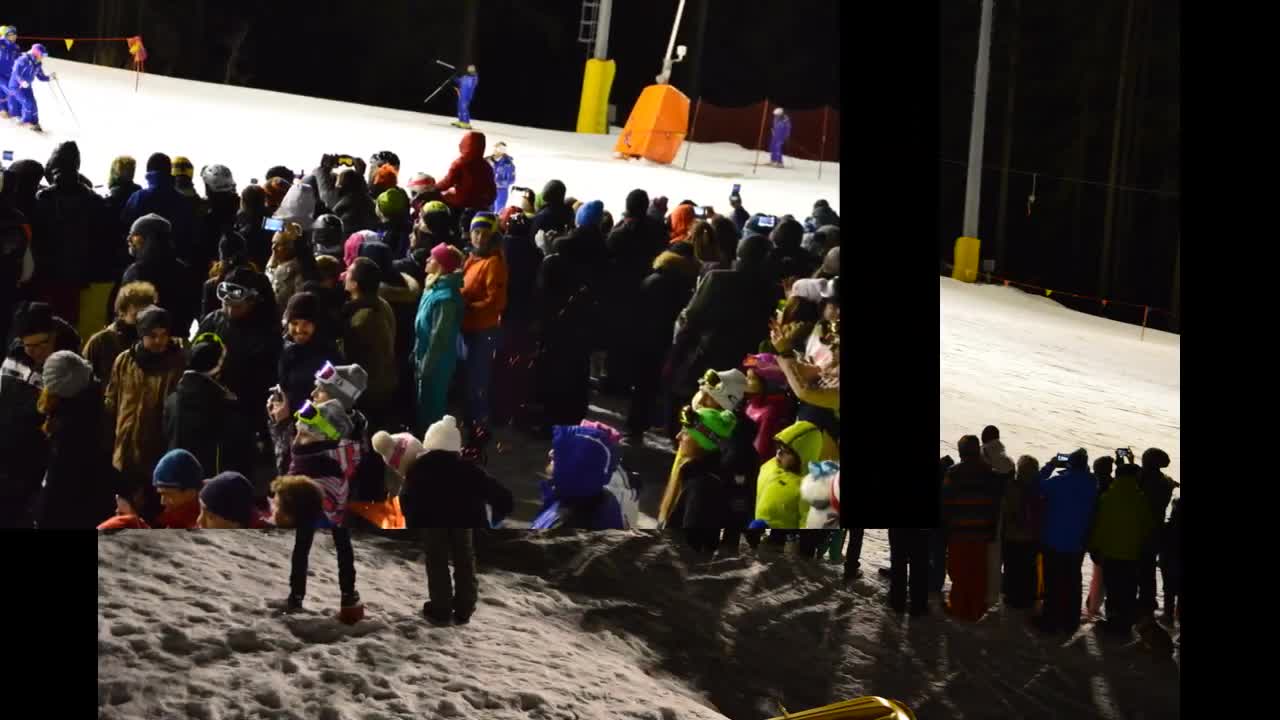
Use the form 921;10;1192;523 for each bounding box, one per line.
51;76;80;129
435;59;456;70
422;74;455;105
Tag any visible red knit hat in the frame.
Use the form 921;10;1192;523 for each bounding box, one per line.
430;243;463;274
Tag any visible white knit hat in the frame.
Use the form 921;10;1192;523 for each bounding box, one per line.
699;369;748;411
423;415;463;454
371;431;424;476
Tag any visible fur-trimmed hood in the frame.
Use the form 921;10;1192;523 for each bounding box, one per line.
652;249;700;278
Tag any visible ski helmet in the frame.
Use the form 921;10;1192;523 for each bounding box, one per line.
2;26;15;39
30;43;46;58
773;107;784;116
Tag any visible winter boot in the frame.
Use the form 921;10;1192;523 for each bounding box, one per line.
423;602;452;626
453;610;472;625
268;594;305;614
337;591;363;625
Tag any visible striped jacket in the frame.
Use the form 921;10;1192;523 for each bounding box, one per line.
942;459;1003;542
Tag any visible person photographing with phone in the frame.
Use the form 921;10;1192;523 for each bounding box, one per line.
1033;448;1097;635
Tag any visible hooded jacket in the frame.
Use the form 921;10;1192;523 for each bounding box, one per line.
942;457;1003;542
32;142;105;286
38;380;120;528
531;425;627;530
341;294;398;407
461;246;508;332
122;171;196;264
415;271;464;378
436;132;497;210
638;249;700;345
163;370;252;477
669;205;696;244
401;450;514;528
530;180;574;242
120;225;198;337
82;320;138;385
754;422;825;529
105;340;188;480
1038;461;1098;553
1089;467;1155;561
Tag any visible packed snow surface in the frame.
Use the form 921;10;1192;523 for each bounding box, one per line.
98;530;1179;719
5;59;838;220
941;276;1180;485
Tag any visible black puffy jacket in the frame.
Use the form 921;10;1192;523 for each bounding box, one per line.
401;451;515;528
33;142;106;286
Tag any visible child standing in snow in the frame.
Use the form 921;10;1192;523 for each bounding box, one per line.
754;421;825;532
269;399;361;621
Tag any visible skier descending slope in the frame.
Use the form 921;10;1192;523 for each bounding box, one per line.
0;26;19;115
7;43;54;132
452;64;478;129
768;108;791;168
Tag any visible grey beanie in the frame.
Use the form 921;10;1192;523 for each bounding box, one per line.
42;350;94;399
129;213;172;241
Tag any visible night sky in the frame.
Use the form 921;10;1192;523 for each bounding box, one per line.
940;0;1180;326
7;0;840;131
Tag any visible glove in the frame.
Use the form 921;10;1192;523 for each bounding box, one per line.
20;81;29;89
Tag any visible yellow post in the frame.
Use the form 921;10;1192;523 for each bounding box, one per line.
576;58;616;134
952;236;981;283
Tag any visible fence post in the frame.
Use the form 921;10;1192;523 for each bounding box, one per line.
817;106;830;180
1139;305;1150;342
752;100;769;175
682;99;702;171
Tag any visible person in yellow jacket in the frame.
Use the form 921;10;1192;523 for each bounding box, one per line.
1088;461;1155;635
754;421;826;531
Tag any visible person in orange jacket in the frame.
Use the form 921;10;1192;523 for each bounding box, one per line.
459;212;508;440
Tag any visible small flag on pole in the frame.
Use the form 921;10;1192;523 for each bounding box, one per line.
65;38;74;51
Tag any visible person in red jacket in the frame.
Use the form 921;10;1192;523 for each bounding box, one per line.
436;131;497;224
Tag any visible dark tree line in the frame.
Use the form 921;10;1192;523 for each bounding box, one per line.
940;0;1180;328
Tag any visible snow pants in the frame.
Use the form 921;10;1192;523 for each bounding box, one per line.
1038;548;1084;634
416;356;457;435
1001;539;1038;609
888;528;930;614
7;85;36;124
456;99;472;125
769;138;784;164
492;184;510;213
1101;557;1139;633
423;528;477;621
945;539;989;622
462;326;500;428
289;526;357;601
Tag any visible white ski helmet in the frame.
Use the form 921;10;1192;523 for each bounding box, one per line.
773;107;784;116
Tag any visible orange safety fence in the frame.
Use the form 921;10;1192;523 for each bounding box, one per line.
685;98;841;163
17;34;146;89
945;264;1179;339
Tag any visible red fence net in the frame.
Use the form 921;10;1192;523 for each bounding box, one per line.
687;100;840;162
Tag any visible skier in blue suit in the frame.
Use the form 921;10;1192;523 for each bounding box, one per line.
486;142;516;212
8;43;54;131
0;26;20;114
768;107;791;168
452;64;478;129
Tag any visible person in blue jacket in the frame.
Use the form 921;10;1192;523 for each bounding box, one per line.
1035;448;1098;635
7;43;54;131
0;26;20;114
451;64;478;129
768;108;791;168
530;424;627;530
486;142;516;213
121;153;197;264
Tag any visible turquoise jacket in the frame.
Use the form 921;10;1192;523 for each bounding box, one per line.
414;272;464;378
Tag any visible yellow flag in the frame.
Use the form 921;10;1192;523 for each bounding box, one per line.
65;38;74;51
1045;289;1053;297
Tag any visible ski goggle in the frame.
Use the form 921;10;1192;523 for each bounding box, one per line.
701;369;722;389
295;400;341;441
216;282;257;305
313;361;360;400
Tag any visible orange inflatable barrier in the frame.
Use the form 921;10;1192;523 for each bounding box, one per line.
614;84;690;165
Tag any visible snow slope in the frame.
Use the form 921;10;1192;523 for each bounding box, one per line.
98;530;1180;719
941;276;1180;485
6;59;838;220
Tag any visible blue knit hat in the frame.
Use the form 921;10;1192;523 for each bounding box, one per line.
575;200;604;229
470;211;498;232
152;449;204;490
199;472;255;527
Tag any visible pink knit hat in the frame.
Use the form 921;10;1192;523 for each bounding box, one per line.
430;243;463;274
